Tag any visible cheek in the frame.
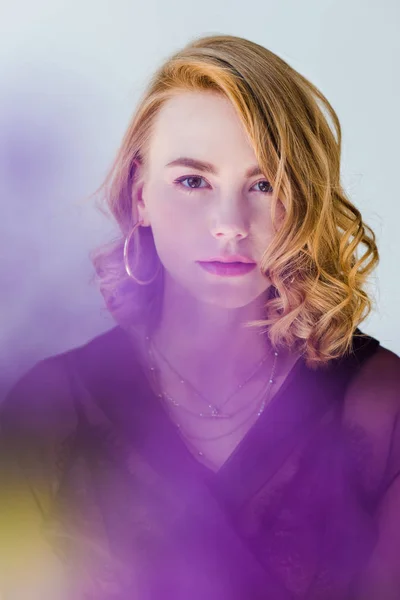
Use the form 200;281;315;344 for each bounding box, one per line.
147;186;195;226
148;205;195;267
274;200;286;228
250;207;279;258
148;189;201;246
254;199;285;232
251;204;275;233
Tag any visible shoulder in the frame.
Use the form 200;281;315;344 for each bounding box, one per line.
0;326;124;439
342;343;400;497
344;344;400;415
0;325;127;520
0;355;76;436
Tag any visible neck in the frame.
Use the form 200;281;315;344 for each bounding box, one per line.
145;276;274;396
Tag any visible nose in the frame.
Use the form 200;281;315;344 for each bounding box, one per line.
209;202;249;241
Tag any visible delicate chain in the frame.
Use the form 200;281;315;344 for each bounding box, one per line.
144;333;279;455
182;371;276;442
149;335;276;419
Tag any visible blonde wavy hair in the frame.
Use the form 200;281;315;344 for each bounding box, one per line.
90;33;379;369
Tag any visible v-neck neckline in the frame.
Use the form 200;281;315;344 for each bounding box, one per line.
70;325;382;600
197;353;306;478
72;324;381;521
121;325;311;484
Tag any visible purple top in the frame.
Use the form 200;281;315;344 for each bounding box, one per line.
0;326;399;599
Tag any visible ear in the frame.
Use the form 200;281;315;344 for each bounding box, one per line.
131;158;151;227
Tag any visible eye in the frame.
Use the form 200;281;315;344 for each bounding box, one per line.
251;180;274;194
173;175;209;192
173;175;273;194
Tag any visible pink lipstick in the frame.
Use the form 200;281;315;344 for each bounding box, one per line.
197;261;257;277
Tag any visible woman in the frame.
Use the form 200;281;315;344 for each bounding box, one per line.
1;33;399;599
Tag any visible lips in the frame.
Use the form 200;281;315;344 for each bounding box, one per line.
198;261;257;277
200;255;256;264
208;261;243;265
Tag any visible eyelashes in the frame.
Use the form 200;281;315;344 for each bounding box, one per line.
173;175;273;195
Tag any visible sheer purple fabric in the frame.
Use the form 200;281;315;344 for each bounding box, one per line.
1;325;399;599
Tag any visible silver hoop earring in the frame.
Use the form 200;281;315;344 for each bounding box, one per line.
123;220;161;285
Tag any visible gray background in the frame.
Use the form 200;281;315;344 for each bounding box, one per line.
1;0;399;399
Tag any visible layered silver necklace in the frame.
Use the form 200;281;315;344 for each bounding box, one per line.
143;333;280;456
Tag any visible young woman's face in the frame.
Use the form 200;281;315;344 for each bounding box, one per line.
135;90;283;309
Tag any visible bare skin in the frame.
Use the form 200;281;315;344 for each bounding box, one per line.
131;90;301;470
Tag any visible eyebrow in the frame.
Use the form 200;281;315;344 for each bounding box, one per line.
165;157;265;178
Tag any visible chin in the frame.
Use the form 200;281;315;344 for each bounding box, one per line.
194;286;270;310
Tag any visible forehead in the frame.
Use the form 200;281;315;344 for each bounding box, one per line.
147;91;256;165
155;91;236;126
